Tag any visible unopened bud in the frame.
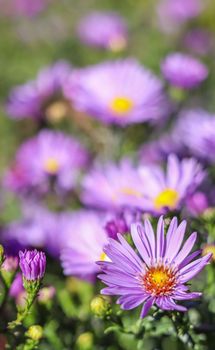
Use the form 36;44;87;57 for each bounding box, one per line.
26;325;43;341
76;332;93;350
90;295;112;318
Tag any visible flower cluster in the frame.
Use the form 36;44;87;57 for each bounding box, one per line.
1;1;215;349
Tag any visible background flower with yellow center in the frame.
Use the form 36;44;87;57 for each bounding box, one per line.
139;154;205;214
64;58;168;126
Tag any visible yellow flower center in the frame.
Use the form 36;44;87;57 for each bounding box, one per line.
142;265;177;296
154;188;179;210
110;97;134;116
44;158;59;174
109;36;127;52
120;187;142;198
45;101;69;123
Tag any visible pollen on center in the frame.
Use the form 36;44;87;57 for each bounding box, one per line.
110;97;134;116
142;265;177;297
154;188;179;210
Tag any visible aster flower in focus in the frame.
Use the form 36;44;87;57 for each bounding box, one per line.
81;159;144;210
5;130;89;196
173;109;215;163
139;154;205;214
76;11;128;52
19;249;46;281
64;59;168;126
161;53;208;89
157;0;203;34
60;211;109;281
98;216;211;317
6;61;72;123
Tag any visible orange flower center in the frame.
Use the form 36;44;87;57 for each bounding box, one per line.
154;188;179;210
110;97;134;116
142;265;177;296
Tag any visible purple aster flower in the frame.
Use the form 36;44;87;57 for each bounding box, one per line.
139;154;205;214
60;210;109;281
161;53;208;89
98;216;211;317
6;61;72;122
173;109;215;163
81;159;144;211
19;249;46;281
76;11;128;51
5;129;89;196
183;29;213;56
64;59;168;126
138;133;184;165
157;0;203;34
1;204;74;258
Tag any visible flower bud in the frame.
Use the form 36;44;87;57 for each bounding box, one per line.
26;325;43;341
90;295;112;318
19;249;46;281
76;332;93;350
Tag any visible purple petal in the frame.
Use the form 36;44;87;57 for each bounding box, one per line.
180;253;212;283
156;216;165;259
173;232;197;265
165;220;187;261
140;297;154;318
131;223;151;266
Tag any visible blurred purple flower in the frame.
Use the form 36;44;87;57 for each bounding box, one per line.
104;210;141;240
173;109;215;163
19;249;46;281
1;205;74;258
76;11;128;51
81;159;144;211
157;0;203;34
2;256;18;272
64;59;168;126
183;29;213;56
139;154;205;214
60;211;109;281
186;192;209;216
6;61;72;122
9;273;24;298
98;216;211;317
161;53;208;89
5;130;89;196
138;134;185;165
